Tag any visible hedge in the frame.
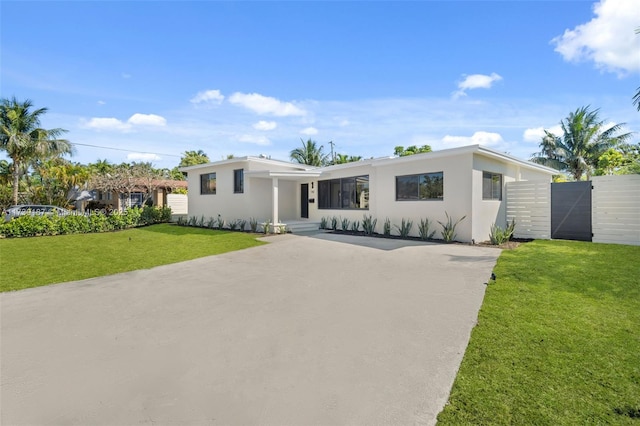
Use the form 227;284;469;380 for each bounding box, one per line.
0;206;172;238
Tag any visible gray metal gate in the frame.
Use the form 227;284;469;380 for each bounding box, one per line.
551;181;592;241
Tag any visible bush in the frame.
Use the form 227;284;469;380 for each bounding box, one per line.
341;217;350;231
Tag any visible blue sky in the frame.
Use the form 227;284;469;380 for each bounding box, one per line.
2;0;639;169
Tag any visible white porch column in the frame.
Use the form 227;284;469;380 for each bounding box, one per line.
271;177;279;226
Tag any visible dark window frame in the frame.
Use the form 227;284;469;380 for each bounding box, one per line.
482;171;502;200
233;169;244;194
395;172;444;201
318;175;369;210
200;172;217;195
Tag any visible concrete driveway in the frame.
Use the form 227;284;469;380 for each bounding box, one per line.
1;233;500;425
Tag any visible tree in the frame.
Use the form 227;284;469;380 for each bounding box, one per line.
333;154;363;165
179;150;209;167
0;97;72;204
394;145;432;157
531;106;632;180
290;139;330;166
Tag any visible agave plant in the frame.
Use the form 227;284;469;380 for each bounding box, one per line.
351;220;360;233
438;212;466;243
418;218;436;240
395;218;413;238
341;217;350;231
362;214;377;235
383;217;391;236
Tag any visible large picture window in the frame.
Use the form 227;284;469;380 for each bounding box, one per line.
396;172;443;201
233;169;244;194
200;173;216;195
482;171;502;200
318;175;369;209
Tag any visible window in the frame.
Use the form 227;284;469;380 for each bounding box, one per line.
318;175;369;209
233;169;244;193
396;172;443;201
483;171;502;200
200;173;216;195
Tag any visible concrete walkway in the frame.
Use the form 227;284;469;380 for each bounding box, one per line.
1;234;500;425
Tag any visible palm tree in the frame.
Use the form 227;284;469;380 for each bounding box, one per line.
290;139;330;166
0;97;72;204
531;106;632;180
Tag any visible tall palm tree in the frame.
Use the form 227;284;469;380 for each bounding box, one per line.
290;139;330;166
0;97;72;204
531;106;631;180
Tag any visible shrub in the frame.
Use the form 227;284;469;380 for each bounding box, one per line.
228;219;239;231
351;220;360;233
249;217;259;233
489;219;516;245
331;216;338;231
238;219;247;231
418;218;436;240
383;217;391;236
206;217;217;229
341;217;350;231
187;216;198;227
319;216;328;230
395;218;413;238
362;214;377;235
438;212;466;243
216;214;224;230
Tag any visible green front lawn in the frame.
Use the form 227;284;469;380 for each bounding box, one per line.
0;224;265;292
438;240;640;425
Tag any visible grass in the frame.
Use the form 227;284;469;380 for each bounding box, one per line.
0;224;265;292
438;240;640;425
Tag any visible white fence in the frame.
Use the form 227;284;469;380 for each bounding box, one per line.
592;175;640;246
506;180;551;239
166;194;188;215
506;176;640;246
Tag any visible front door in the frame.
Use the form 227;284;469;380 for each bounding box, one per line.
301;184;309;219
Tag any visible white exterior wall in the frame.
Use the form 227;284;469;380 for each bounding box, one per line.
307;163;377;226
471;154;553;242
375;153;473;240
186;159;310;224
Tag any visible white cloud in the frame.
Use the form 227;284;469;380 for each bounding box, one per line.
453;73;503;98
552;0;640;75
253;120;277;131
228;92;306;116
237;134;271;146
121;73;132;79
300;127;318;136
190;89;225;105
84;117;131;131
97;100;106;105
127;113;167;126
84;113;166;131
442;131;504;147
523;125;563;143
127;153;162;162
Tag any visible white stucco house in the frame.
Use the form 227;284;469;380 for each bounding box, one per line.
180;144;556;243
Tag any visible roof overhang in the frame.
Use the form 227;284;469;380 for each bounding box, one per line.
244;170;323;181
